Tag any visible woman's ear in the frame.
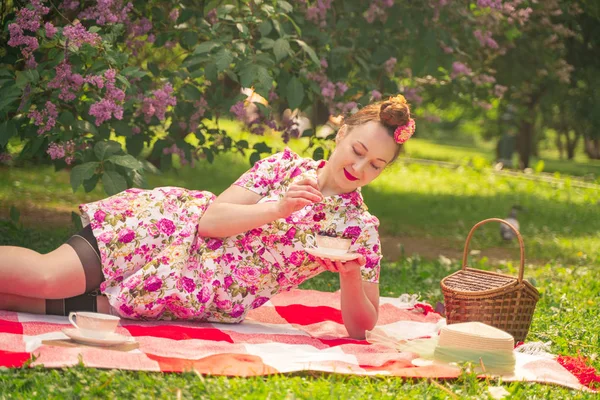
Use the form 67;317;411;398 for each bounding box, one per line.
336;125;348;144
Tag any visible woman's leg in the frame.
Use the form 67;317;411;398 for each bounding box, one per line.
0;293;111;314
0;244;86;299
0;293;45;313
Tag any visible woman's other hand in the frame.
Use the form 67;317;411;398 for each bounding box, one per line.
314;254;365;277
276;178;323;218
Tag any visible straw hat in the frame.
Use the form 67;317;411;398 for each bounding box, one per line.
367;321;517;375
433;322;516;374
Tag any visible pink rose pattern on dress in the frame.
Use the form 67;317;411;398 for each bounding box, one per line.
78;148;382;323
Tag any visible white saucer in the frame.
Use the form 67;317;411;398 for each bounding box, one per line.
62;328;135;347
306;247;361;262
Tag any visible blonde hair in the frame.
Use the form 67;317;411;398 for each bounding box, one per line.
343;95;412;162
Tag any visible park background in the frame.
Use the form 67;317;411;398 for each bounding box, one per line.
0;0;599;397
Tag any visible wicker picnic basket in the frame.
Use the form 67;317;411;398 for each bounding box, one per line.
440;218;539;342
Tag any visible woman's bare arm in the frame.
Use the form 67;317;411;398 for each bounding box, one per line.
197;179;322;238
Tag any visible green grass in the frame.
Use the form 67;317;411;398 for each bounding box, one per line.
404;138;600;181
1;133;599;397
0;221;598;398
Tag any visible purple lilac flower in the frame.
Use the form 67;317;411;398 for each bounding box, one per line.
230;101;246;121
138;83;177;123
28;101;58;135
79;0;133;25
169;8;180;22
7;2;49;66
206;9;218;25
451;62;472;79
45;22;57;38
384;57;397;75
63;22;101;48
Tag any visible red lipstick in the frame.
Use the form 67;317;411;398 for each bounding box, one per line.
343;168;359;181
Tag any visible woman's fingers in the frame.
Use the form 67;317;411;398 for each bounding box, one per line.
286;189;322;203
289;184;322;199
295;177;319;190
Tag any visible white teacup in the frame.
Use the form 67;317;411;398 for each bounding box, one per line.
68;311;120;339
307;234;352;255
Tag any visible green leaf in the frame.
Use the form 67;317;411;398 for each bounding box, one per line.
15;70;39;89
102;170;128;195
121;66;147;78
280;14;302;36
59;111;75;127
294;39;320;65
214;49;234;72
286;77;304;110
203;147;214;163
217;5;236;15
0;120;17;147
272;19;283;35
112;120;132;137
147;62;160;76
94;140;122;160
0;94;20;114
273;38;291;62
258;20;272;36
107;154;143;170
313;146;325;161
253;142;272;154
249;151;261;166
82;174;100;193
259;38;275;50
126;136;145;157
77;120;98;135
193;41;220;54
181;32;198;49
239;64;272;93
301;128;314;138
237;140;249;149
204;63;218;82
182;84;203;101
236;23;248;35
70;162;100;191
278;1;293;13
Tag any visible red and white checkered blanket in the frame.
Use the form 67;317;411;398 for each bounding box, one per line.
0;289;589;391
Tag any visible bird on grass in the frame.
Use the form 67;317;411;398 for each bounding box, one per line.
500;205;522;241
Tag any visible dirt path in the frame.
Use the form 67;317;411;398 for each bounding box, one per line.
1;204;522;265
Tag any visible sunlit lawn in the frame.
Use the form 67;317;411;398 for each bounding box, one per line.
1;129;599;398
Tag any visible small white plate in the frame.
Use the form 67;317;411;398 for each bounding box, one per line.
62;328;135;347
306;247;360;262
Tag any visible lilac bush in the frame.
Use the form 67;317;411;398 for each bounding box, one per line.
0;0;584;193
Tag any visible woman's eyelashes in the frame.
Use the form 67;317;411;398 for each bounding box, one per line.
352;147;382;170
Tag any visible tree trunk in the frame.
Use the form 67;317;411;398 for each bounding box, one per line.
517;119;534;169
565;130;581;160
585;137;600;159
556;132;564;160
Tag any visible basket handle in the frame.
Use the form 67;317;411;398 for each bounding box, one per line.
461;218;525;282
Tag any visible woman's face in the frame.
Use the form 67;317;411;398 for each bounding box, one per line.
327;121;397;191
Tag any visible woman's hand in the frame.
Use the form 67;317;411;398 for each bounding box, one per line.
314;254;366;277
276;177;323;218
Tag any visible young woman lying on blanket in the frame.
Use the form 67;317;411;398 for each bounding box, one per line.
0;95;415;339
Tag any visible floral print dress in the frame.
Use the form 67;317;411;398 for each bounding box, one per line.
79;148;382;323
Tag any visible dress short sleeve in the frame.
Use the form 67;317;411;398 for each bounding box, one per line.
233;148;297;197
345;215;382;284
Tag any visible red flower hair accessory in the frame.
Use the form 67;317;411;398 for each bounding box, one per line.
393;118;416;144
